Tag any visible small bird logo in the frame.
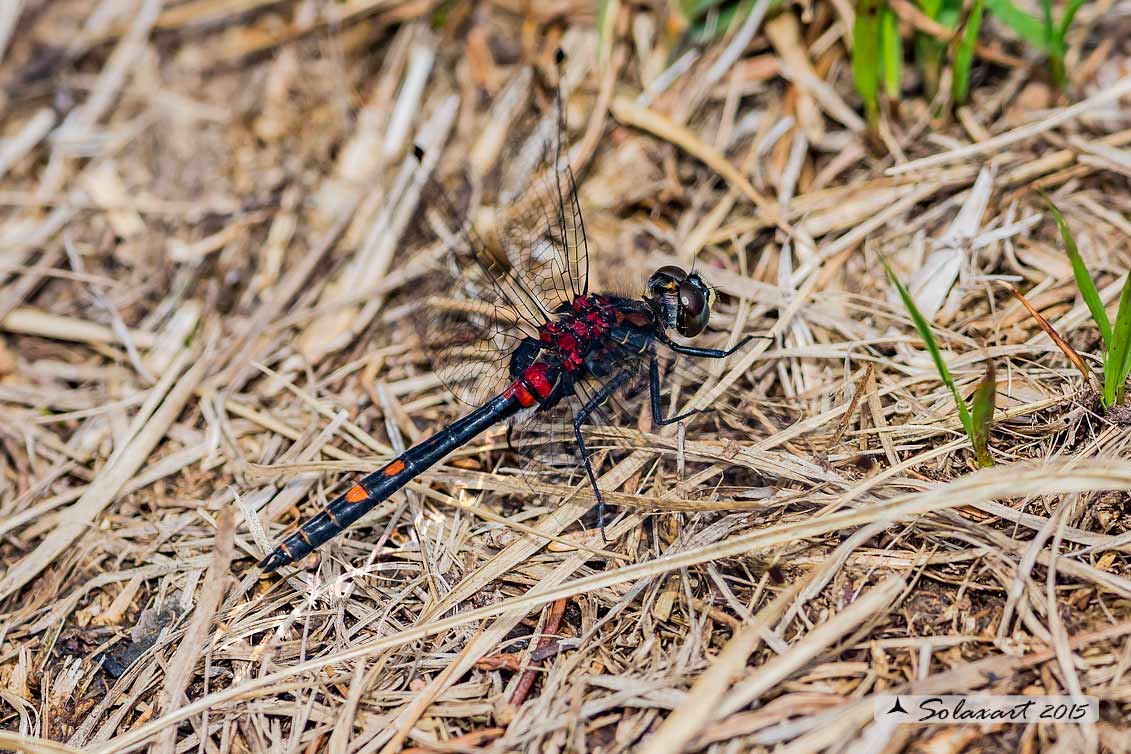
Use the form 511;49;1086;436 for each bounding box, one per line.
886;698;909;715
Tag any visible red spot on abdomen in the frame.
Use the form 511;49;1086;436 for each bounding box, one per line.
345;484;368;503
525;364;553;399
506;384;533;407
506;363;554;408
384;459;406;476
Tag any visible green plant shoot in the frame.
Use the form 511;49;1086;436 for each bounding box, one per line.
1045;196;1131;409
970;357;996;468
881;255;993;465
952;0;985;105
853;0;884;125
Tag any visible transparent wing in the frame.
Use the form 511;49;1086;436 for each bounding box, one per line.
495;96;590;313
406;67;589;407
409;211;544;407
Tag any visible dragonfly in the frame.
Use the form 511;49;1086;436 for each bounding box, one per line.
259;57;756;573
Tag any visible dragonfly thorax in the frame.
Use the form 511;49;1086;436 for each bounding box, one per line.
538;294;617;373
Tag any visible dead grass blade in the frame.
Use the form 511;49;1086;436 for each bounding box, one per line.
0;733;85;754
1007;283;1097;387
717;573;907;716
609;96;790;234
94;459;1131;754
153;507;235;754
637;572;815;754
0;345;205;599
8;10;1131;752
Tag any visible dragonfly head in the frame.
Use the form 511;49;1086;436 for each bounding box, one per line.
645;265;716;338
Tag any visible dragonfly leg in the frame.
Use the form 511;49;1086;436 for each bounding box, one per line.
658;331;756;358
573;370;632;540
649;357;704;426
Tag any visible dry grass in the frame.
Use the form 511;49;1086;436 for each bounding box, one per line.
2;2;1131;752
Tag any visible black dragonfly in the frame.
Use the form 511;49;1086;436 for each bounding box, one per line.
259;57;756;573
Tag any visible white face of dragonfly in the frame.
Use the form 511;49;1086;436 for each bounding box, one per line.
646;265;716;337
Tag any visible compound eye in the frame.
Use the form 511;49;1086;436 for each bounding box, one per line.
647;265;687;295
679;281;705;317
677;279;709;336
685;273;717;312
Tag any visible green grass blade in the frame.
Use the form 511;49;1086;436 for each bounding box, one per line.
1048;54;1067;90
1045;195;1113;347
952;0;985;105
915;0;957;99
1058;0;1086;40
1039;0;1055;40
853;0;883;126
1107;272;1131;407
681;0;758;44
983;0;1050;52
915;35;942;99
970;356;996;467
680;0;719;18
881;255;974;437
1047;0;1086;88
880;5;902;98
937;0;963;29
429;0;456;29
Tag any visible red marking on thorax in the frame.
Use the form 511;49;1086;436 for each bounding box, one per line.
538;295;614;373
345;484;368;503
384;459;406;476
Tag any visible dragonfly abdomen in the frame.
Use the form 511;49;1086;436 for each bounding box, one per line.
258;385;536;572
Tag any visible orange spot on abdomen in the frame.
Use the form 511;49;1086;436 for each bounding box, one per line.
345;484;368;503
384;459;406;476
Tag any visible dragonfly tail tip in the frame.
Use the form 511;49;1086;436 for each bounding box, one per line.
258;551;286;573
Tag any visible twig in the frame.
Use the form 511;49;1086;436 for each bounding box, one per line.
510;597;569;708
152;507;235;754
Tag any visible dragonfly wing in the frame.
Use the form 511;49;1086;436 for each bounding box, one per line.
408;219;542;407
404;66;587;407
496;92;589;313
